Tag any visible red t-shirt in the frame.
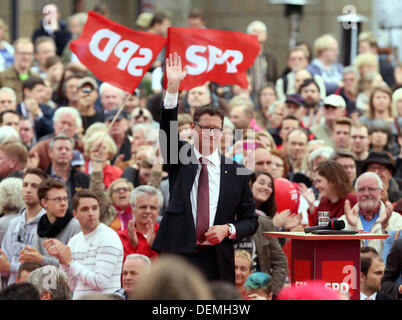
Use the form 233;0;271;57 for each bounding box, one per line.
308;193;357;227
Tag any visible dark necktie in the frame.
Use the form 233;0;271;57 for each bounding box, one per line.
196;157;209;243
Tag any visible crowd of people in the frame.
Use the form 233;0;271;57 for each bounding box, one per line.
0;2;401;301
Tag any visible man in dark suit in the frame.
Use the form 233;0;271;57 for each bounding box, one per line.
152;52;258;283
360;253;395;300
17;76;54;140
382;238;402;299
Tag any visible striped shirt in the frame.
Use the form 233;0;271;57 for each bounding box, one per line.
61;223;123;300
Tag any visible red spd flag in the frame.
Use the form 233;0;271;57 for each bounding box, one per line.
166;27;260;90
70;11;166;93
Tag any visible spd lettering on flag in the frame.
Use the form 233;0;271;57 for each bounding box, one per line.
166;27;260;90
70;11;166;93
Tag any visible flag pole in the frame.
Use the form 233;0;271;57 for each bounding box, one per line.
100;93;131;141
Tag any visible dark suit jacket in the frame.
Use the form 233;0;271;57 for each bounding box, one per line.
152;105;258;283
17;102;54;140
375;292;396;300
382;238;402;299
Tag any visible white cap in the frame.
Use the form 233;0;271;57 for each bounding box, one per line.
323;94;346;108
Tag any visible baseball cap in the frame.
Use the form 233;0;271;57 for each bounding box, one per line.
105;108;128;122
77;77;98;90
285;94;305;106
323;94;346;108
71;150;85;167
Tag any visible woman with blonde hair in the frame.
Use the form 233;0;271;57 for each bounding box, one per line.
106;178;134;231
0;177;24;244
353;52;379;78
83;131;123;189
307;33;344;95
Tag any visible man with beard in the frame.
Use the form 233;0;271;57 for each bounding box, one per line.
299;79;322;129
341;172;402;256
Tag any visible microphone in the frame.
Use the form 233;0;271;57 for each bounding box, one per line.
304;220;345;233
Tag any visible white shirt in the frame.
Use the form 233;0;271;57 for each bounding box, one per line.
191;147;221;231
163;92;236;242
61;223;123;300
360;292;377;300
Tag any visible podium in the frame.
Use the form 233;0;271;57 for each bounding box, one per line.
264;232;389;300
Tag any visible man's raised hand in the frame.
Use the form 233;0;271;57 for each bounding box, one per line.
166;52;187;94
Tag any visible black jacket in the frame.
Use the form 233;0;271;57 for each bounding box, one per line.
382;238;402;299
46;165;90;208
32;20;72;56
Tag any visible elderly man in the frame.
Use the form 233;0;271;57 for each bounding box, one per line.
0;87;17;112
26;265;71;300
28;106;83;170
114;253;151;300
246;20;278;97
362;151;402;203
118;185;162;260
342;172;402;256
99;82;125;112
46;135;89;205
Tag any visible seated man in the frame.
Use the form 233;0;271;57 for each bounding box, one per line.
341;172;402;256
114;253;151;300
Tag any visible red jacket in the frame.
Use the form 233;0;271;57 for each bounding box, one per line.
117;223;159;261
308;193;357;227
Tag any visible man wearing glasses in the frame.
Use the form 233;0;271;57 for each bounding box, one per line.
0;38;40;103
18;178;81;268
118;185;162;260
0;168;48;286
152;53;258;283
342;171;402;256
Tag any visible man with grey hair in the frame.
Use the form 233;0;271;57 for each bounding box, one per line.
99;82;125;112
341;171;402;256
29;106;84;170
47;135;89;204
0;87;17;112
114;253;151;300
246;20;278;97
26;265;71;300
117;185;163;260
335;65;360;117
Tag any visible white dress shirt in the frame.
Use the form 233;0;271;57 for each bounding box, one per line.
360;292;377;300
163;92;236;243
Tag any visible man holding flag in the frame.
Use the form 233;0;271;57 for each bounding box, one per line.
152;53;258;283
